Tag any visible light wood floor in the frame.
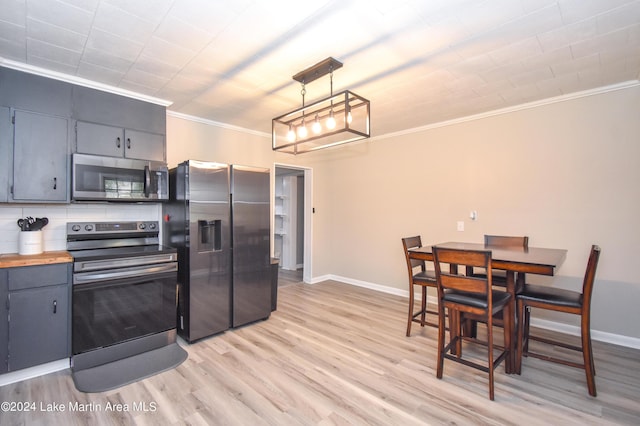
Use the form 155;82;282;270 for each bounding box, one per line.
278;268;303;287
1;280;639;425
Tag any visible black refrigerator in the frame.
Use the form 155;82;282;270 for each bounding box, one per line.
163;160;271;342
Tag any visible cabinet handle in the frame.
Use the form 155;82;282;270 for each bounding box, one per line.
53;177;57;190
116;137;121;148
53;300;57;314
127;138;131;149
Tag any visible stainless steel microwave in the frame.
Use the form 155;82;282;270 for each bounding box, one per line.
72;153;169;202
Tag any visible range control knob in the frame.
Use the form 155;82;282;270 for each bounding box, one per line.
148;222;157;230
71;224;81;232
139;223;146;230
84;224;94;232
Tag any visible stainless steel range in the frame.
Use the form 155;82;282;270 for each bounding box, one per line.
67;221;178;371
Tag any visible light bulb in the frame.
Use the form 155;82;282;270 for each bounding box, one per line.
347;110;353;124
326;111;336;129
297;122;308;138
286;125;296;142
312;114;322;134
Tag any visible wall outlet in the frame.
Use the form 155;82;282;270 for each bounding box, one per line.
457;221;464;231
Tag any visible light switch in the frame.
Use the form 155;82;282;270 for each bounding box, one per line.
457;221;464;231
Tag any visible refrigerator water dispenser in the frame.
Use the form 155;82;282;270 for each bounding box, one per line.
198;219;222;252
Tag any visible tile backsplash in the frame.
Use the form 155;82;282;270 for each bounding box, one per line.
0;203;161;254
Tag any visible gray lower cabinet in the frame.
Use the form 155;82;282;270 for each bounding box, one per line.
0;270;7;373
76;121;165;162
12;110;69;202
2;263;71;373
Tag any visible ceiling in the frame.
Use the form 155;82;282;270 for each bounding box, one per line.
1;0;639;138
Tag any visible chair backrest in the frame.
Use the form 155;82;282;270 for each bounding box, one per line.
433;246;492;298
402;236;425;276
484;235;529;249
581;245;601;312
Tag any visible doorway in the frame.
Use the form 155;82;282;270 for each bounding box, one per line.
274;164;312;285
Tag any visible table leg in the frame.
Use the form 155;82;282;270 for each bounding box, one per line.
505;270;516;374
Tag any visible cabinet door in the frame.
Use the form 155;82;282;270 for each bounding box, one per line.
0;271;7;374
124;129;165;161
12;110;68;202
76;121;125;157
8;284;69;371
0;106;11;203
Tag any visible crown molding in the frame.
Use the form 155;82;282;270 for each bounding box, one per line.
167;110;270;138
374;79;640;141
0;57;173;107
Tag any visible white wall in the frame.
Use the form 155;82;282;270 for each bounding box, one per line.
166;114;277;168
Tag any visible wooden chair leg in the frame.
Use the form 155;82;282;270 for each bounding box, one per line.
582;321;597;396
436;304;446;379
487;317;495;401
406;284;415;337
420;286;427;326
451;310;462;358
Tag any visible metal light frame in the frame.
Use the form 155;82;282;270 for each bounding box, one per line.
272;57;370;154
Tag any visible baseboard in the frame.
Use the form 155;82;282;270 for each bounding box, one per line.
324;274;640;350
0;358;70;387
529;318;640;350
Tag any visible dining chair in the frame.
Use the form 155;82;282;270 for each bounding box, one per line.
468;235;529;288
516;245;601;396
432;246;512;400
401;236;438;336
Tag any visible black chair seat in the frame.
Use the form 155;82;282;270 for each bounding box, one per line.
444;289;511;310
413;270;437;283
518;284;582;309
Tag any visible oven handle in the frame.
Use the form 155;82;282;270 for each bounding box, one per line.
74;253;177;272
73;263;177;285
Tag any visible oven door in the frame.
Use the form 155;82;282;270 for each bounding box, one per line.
72;266;177;355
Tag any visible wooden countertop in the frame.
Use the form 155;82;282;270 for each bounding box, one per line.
0;251;73;268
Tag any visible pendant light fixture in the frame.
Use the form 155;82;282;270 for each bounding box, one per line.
272;57;370;154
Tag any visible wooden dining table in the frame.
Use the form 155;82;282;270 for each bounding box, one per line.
408;241;567;374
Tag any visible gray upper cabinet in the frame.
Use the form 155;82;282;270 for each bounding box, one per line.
125;128;165;161
76;121;165;162
0;69;71;203
76;121;123;158
12;110;69;202
0;107;11;203
72;85;166;162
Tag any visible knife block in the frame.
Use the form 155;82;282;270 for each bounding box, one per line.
18;230;43;255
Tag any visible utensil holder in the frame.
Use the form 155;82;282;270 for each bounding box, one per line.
18;230;43;255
